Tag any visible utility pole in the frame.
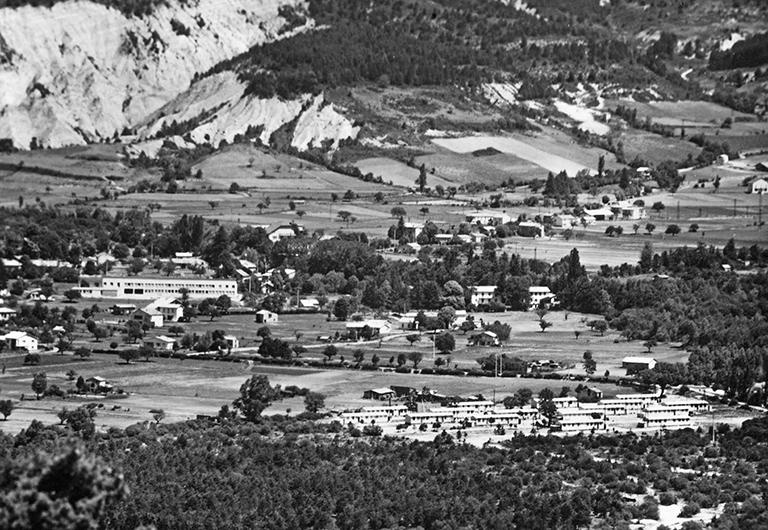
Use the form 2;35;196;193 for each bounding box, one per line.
759;193;763;226
733;198;737;218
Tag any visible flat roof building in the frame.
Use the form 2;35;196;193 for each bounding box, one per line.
80;276;238;300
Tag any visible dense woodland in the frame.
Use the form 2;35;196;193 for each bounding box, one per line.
3;402;768;529
204;0;687;101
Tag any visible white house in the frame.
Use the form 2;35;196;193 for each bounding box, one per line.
131;308;164;328
750;178;768;194
255;309;278;324
552;214;577;229
464;210;511;226
0;307;16;321
346;320;392;338
1;331;38;351
144;297;183;323
621;206;647;220
268;225;299;242
143;335;177;351
528;286;556;311
470;285;498;307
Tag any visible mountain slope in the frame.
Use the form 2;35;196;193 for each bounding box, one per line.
0;0;309;148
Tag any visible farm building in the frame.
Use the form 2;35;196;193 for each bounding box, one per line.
255;309;278;324
750;178;768;194
528;286;556;311
223;335;240;350
85;376;114;394
469;330;500;347
622;356;657;374
80;276;238;300
363;387;396;400
0;331;38;351
0;307;16;321
470;285;498;307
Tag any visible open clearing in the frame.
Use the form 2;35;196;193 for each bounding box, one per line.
432;135;595;176
355;156;452;188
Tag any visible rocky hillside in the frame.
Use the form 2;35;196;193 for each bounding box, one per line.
0;0;310;148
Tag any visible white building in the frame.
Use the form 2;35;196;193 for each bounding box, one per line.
552;214;577;229
528;286;556;311
638;405;692;429
613;392;662;411
268;225;298;243
750;178;768;194
579;401;628;416
1;331;38;351
81;277;238;300
621;206;647;220
145;297;183;323
658;396;711;413
470;285;498;307
131;308;164;328
622;356;657;373
255;309;278;324
143;335;177;351
342;405;408;424
552;409;606;432
171;252;208;269
464;211;511;226
223;335;240;350
346;320;393;338
0;307;16;321
517;221;545;238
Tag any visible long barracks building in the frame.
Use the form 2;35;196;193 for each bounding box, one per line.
77;276;238;300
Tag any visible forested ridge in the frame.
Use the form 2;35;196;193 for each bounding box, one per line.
206;0;674;100
3;414;768;528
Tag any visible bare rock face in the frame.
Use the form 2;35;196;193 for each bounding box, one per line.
0;0;308;148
